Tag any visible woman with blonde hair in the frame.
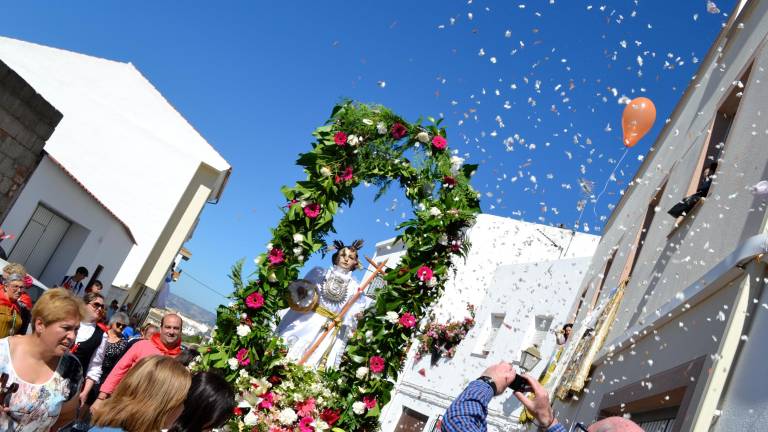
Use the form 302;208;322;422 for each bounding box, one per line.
90;355;191;432
0;287;86;431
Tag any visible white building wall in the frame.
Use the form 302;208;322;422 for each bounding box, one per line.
370;214;599;431
0;156;133;288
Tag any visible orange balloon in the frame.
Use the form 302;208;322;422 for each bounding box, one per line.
622;97;656;148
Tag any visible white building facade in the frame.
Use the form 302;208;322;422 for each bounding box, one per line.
543;2;768;431
370;214;600;432
0;37;231;314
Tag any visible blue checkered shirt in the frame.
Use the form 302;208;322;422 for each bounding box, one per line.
442;380;566;432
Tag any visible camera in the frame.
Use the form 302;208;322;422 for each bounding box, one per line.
508;374;532;393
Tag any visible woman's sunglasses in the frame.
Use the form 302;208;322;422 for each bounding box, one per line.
90;302;105;310
114;322;126;330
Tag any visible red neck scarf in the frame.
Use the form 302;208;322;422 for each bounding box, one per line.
0;286;20;314
151;332;182;356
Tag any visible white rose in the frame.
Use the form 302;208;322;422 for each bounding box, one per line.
268;272;278;283
266;243;273;251
239;369;250;378
316;419;330;431
293;246;303;256
352;401;367;415
427;277;438;288
228;358;239;370
376;122;387;135
320;166;332;177
450;155;465;174
348;134;362;146
293;233;305;243
243;410;259;426
356;366;369;379
279;407;298;425
385;311;399;323
416;131;430;143
429;207;442;216
362;118;373;125
237;324;251;337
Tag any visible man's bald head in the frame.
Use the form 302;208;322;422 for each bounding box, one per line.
589;416;644;432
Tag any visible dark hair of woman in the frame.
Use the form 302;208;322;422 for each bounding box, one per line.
169;371;236;432
82;291;103;305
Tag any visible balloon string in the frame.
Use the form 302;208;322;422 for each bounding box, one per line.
592;148;629;217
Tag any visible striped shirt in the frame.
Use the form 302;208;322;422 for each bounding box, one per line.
442;380;566;432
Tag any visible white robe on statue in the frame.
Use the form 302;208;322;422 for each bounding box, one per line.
277;265;371;369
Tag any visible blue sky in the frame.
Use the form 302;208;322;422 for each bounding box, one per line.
1;1;735;312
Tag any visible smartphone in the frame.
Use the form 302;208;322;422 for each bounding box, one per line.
509;374;532;393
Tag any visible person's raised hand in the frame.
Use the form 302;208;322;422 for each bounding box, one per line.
512;373;556;427
480;361;516;395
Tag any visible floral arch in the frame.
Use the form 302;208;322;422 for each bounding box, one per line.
200;101;480;431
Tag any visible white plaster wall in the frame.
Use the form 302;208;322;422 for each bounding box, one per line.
380;257;593;432
0;156;133;288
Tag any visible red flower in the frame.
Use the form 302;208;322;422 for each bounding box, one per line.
334;166;354;184
258;391;274;410
304;203;321;219
391;122;408;139
320;409;340;426
450;240;462;253
299;417;314;432
286;199;299;208
268;248;285;265
267;375;283;385
369;356;385;374
245;291;264;309
334;131;348;145
432;135;447;150
233;406;243;416
236;348;250;366
399;312;417;328
443;176;456;187
416;266;433;282
363;395;377;409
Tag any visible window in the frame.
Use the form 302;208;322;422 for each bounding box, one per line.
620;180;667;284
531;315;554;348
472;313;506;357
394;407;429;432
588;248;618;312
670;64;752;223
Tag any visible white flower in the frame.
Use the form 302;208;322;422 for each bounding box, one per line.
266;242;273;251
429;207;442;217
356;366;369;379
416;131;430;143
293;246;303;256
279;408;298;425
385;311;399;323
268;272;278;283
450;155;465;174
352;401;367;415
427;277;438;288
376;122;387;135
293;233;305;243
365;330;374;342
417;202;426;211
348;134;362;146
297;255;304;262
238;369;250;378
438;234;449;245
362;118;373;125
316;419;330;430
320;166;332;177
228;358;239;370
236;324;251;337
243;410;259;426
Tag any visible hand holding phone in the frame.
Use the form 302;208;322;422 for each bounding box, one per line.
509;373;533;393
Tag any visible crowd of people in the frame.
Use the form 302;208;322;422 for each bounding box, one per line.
0;261;236;432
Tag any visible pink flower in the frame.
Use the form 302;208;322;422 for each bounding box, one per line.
399;312;416;328
258;391;274;410
334;166;354;184
391;122;408;139
334;131;348;145
369;356;385;374
299;417;314;432
363;395;377;409
432;135;447;150
236;348;250;366
304;203;321;219
416;266;433;282
268;248;285;265
245;291;264;309
286;199;299;208
296;398;316;417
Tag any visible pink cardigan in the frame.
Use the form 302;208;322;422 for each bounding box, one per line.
99;339;178;395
